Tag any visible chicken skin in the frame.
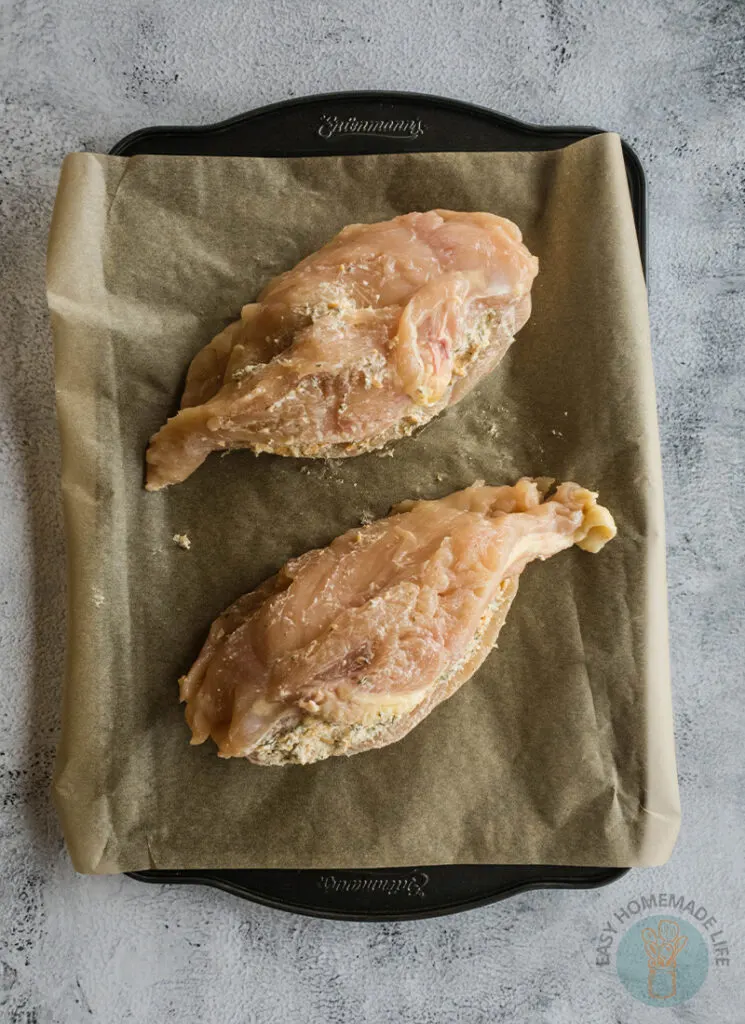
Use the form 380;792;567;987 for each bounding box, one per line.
145;210;538;490
180;478;616;764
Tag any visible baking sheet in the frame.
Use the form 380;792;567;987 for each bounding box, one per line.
47;135;679;872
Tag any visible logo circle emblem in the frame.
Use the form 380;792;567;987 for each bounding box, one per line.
616;915;709;1006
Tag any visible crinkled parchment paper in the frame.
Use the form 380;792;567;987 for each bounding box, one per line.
46;135;679;872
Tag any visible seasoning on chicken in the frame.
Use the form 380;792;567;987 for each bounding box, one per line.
145;210;538;490
179;478;616;764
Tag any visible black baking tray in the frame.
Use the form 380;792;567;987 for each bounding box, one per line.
116;91;641;920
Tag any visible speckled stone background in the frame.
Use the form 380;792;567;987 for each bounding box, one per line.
1;1;743;1021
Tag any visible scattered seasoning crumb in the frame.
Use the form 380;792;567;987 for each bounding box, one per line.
436;473;445;482
487;424;500;438
320;460;343;480
359;510;374;525
173;533;191;550
375;449;395;458
563;410;568;416
549;429;564;438
91;589;105;608
300;466;311;475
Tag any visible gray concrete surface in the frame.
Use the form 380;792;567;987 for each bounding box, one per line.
1;0;744;1021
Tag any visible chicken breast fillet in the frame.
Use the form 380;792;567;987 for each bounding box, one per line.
180;478;616;765
145;210;538;490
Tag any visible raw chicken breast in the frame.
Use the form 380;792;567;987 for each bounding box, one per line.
180;478;616;764
145;210;538;490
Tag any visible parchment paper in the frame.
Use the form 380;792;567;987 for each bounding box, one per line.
47;135;680;873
